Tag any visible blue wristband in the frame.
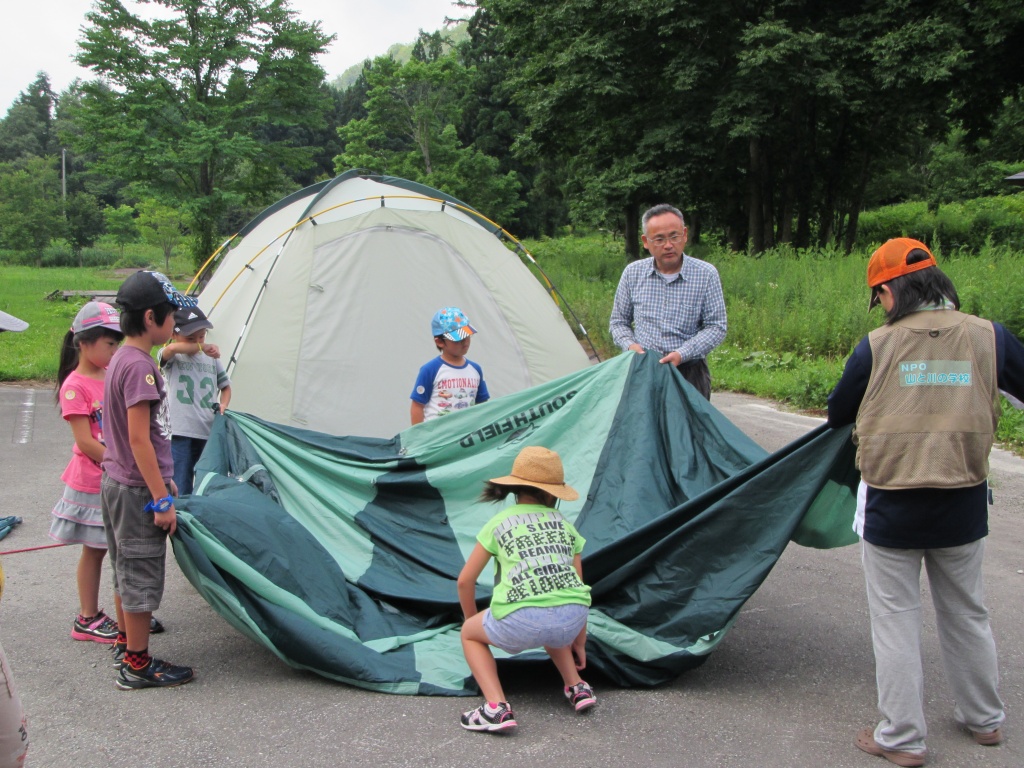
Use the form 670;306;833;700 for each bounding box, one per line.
144;496;174;513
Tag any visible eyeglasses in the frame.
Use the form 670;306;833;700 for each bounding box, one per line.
647;232;684;247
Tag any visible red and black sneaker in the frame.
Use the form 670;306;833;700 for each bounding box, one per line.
115;657;194;690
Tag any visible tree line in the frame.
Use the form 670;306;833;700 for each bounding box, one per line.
1;0;1022;266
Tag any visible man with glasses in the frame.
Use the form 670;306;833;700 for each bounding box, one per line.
609;204;727;399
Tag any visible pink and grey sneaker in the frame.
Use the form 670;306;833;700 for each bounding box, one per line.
71;611;119;644
460;701;517;733
565;681;597;712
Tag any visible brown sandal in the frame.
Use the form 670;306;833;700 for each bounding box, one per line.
971;727;1002;746
855;727;926;767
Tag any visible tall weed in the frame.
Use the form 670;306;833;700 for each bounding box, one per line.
944;243;1024;338
713;244;879;358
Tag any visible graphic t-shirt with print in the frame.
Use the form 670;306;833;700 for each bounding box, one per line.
476;503;591;620
59;371;107;493
410;356;490;421
102;345;173;487
161;351;231;439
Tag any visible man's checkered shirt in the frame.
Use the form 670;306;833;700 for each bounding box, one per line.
609;255;727;362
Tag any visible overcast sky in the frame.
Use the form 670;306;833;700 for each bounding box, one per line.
0;0;463;111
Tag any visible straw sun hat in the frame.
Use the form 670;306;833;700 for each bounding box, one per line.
488;446;579;501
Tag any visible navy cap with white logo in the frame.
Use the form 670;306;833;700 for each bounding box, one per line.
173;306;214;336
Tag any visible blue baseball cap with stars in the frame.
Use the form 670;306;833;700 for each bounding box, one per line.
431;307;477;341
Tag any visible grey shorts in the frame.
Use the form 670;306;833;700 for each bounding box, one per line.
482;604;589;655
100;474;167;613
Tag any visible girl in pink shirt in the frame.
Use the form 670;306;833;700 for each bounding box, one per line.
50;302;125;644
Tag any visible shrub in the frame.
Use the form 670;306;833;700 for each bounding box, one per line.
785;359;846;410
520;233;625;359
857;195;1024;253
0;248;32;265
523;232;626;283
113;252;154;269
0;243;120;268
997;398;1024;453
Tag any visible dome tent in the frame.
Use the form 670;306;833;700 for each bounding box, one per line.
174;353;859;696
193;171;593;438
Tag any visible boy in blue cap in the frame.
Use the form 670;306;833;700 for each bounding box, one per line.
410;307;490;424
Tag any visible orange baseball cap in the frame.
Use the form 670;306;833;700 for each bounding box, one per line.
867;238;937;288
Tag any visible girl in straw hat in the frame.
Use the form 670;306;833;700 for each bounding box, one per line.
457;446;594;733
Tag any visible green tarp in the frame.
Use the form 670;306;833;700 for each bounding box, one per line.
173;352;859;696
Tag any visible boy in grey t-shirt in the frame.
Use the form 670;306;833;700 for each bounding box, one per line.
159;306;232;496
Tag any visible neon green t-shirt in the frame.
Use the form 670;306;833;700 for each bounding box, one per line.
476;503;591;620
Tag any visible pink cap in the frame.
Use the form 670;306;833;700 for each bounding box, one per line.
72;302;122;334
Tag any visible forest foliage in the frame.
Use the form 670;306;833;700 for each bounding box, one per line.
0;0;1022;268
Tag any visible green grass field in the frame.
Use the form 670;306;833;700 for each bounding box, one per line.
0;246;196;381
0;267;125;380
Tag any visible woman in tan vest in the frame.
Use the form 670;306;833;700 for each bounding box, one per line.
827;238;1024;767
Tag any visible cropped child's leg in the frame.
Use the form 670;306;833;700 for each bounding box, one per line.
76;544;106;617
171;436;194;496
119;540;165;657
461;612;506;703
123;611;153;652
548;615;596;712
70;544;119;643
102;475;128;663
106;482;163;653
190;438;207;489
110;592;127;666
545;645;583;688
459;613;517;732
549;643;596;712
112;592;125;631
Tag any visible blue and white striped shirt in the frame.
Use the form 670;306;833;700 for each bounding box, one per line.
609;255;727;362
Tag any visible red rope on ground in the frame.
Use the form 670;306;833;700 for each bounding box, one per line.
0;542;70;556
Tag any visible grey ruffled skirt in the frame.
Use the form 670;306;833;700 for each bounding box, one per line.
50;485;108;549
